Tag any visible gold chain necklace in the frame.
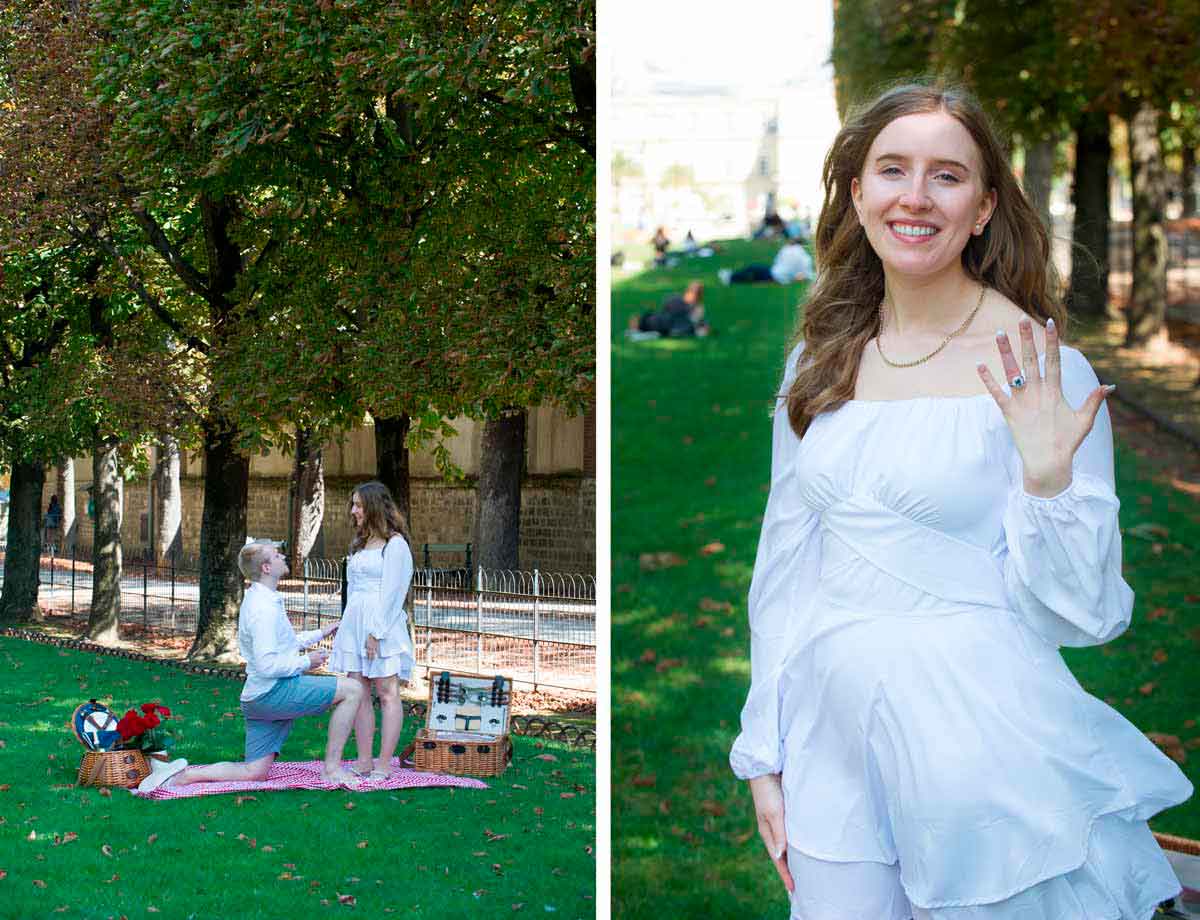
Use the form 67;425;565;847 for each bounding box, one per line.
876;283;986;369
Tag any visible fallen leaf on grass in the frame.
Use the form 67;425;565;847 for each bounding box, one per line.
235;796;257;805
639;552;687;572
560;793;576;799
700;800;726;817
98;789;111;798
1153;649;1168;664
698;598;733;613
630;774;656;787
698;542;725;556
534;754;557;763
1147;607;1169;621
32;879;46;888
344;802;356;810
337;894;356;906
1147;733;1187;764
704;476;717;487
0;870;6;880
146;834;158;845
356;841;369;849
1127;522;1170;541
1139;682;1156;696
720;627;735;637
655;658;683;673
484;829;508;841
638;649;656;664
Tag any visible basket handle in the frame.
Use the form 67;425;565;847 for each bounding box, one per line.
82;753;110;788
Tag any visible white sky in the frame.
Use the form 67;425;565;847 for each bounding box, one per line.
607;0;835;93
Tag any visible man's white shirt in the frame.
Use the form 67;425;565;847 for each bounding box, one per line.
238;582;324;701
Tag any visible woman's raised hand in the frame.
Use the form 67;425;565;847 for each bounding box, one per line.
748;774;795;893
977;316;1115;498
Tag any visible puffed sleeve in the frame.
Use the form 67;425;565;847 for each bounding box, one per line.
367;535;415;656
730;343;824;780
1001;345;1134;648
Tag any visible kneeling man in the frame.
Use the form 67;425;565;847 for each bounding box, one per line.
146;540;363;790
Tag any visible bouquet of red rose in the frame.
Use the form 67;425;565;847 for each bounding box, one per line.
115;702;174;754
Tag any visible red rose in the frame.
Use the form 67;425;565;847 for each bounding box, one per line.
116;710;146;741
155;705;171;719
142;711;161;729
141;702;157;714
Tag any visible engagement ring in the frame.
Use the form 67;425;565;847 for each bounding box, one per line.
1009;374;1026;390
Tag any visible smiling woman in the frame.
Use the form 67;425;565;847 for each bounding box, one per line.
729;82;1193;920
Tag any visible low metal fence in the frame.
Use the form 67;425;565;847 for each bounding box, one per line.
0;541;595;693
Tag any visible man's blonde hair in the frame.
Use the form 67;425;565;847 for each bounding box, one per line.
238;540;277;581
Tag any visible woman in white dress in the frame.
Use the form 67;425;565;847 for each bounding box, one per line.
730;83;1193;919
331;481;416;781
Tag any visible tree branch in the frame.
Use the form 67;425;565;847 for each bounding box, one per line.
82;227;211;356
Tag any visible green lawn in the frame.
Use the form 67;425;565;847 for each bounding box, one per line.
0;638;595;918
611;239;1200;918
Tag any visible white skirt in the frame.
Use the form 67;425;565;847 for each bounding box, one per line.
329;594;413;681
787;812;1180;920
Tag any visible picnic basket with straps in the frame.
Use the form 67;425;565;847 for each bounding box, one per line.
71;700;152;788
400;671;512;777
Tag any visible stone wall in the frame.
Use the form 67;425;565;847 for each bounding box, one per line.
53;473;595;574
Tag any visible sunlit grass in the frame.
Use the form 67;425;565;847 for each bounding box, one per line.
0;638;596;918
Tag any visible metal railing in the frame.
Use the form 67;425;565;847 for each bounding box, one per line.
0;541;595;693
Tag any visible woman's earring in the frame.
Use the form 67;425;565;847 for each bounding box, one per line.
975;223;983;234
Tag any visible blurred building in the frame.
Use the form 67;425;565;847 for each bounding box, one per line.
611;59;840;245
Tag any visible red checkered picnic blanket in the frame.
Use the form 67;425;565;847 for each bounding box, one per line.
131;757;487;799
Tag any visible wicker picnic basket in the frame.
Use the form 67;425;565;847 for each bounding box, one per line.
400;671;512;777
76;749;151;788
71;700;152;788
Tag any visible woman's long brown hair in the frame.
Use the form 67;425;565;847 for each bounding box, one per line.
348;481;413;555
787;81;1067;438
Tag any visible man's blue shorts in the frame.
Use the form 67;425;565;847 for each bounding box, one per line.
241;675;337;762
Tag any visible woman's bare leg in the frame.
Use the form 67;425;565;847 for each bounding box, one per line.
374;675;404;772
350;672;375;773
323;677;365;783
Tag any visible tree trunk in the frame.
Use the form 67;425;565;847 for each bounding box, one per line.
1183;145;1197;218
85;437;122;643
1125;104;1169;348
0;459;45;624
374;414;411;524
57;456;76;552
1067;110;1112;318
288;426;325;571
153;434;182;562
190;408;250;662
190;193;250;663
1022;137;1055;233
476;410;526;571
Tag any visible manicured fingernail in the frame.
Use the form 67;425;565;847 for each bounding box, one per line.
773;846;784;859
995;329;1006;339
1046;317;1055;330
1105;384;1117;393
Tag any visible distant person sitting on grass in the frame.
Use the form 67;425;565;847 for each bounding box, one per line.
718;240;814;287
627;281;712;339
139;540;364;791
652;226;671;265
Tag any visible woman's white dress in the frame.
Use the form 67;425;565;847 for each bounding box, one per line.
331;535;415;680
729;343;1193;918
